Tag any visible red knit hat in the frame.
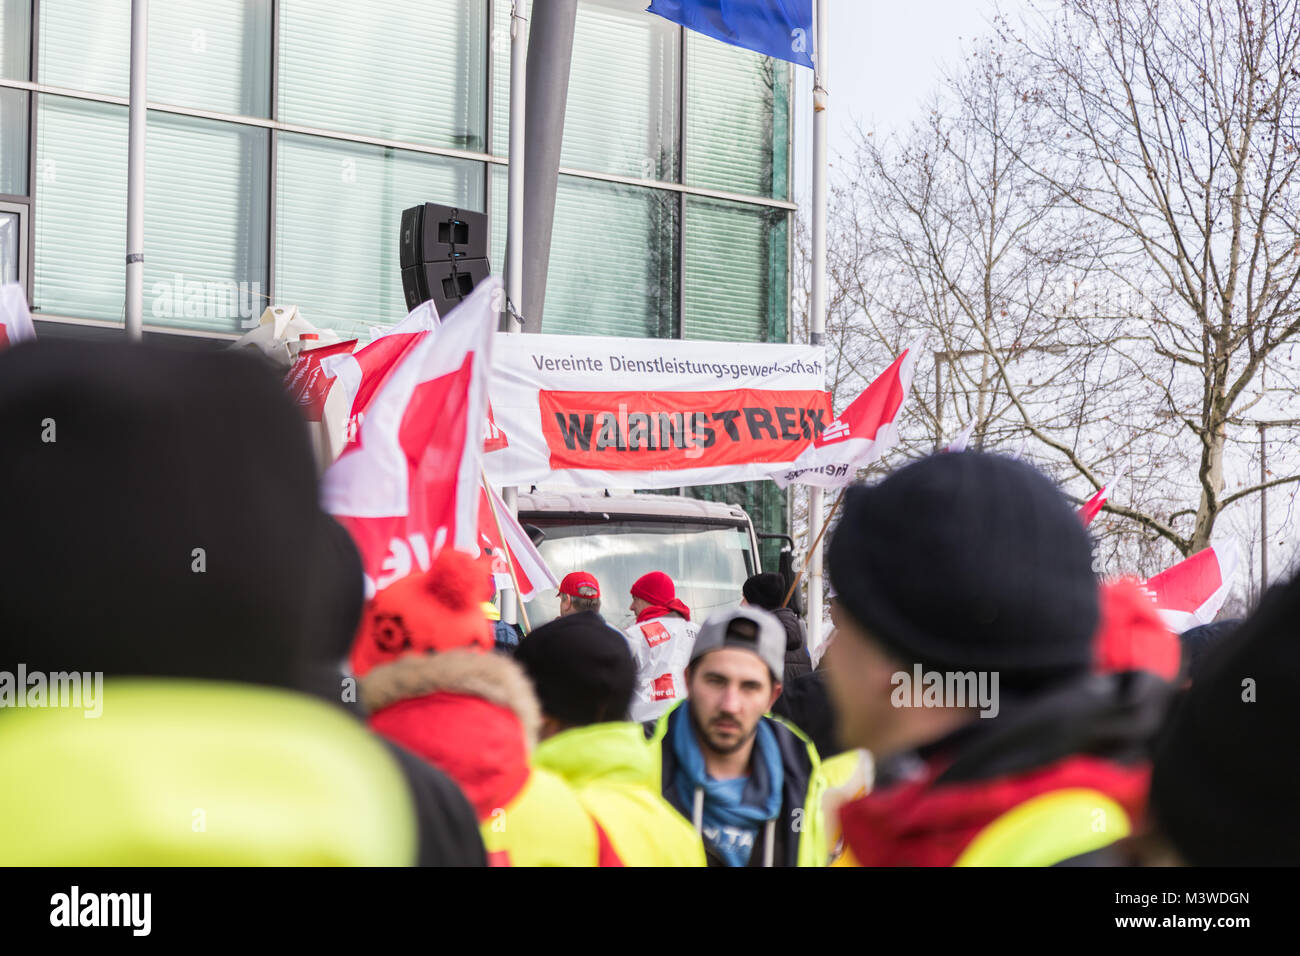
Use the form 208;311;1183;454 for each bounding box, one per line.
350;548;495;677
631;570;691;621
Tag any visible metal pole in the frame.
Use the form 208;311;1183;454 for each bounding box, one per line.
506;1;527;334
934;352;943;452
125;0;147;341
500;1;529;627
807;0;829;638
1260;424;1268;592
520;0;578;332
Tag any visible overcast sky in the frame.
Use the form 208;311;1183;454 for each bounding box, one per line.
795;0;1033;199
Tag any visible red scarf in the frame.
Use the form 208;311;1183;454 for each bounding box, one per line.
636;602;690;623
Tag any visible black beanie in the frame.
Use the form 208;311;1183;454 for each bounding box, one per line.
0;338;363;694
1150;575;1300;865
742;572;785;611
827;452;1098;685
514;611;636;726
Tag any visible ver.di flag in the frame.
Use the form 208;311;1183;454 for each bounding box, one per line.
1079;476;1120;527
1140;541;1240;633
770;340;921;489
478;482;558;602
321;279;497;597
646;0;814;68
0;284;35;350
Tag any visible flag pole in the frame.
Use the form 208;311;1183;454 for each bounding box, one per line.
500;0;529;627
482;470;532;633
805;0;830;630
784;486;845;609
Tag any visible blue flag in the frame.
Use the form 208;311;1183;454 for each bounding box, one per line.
647;0;814;69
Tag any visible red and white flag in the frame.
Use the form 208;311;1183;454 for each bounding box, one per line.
321;280;497;597
943;419;976;453
0;283;36;350
284;339;359;422
770;340;921;489
477;483;558;601
319;301;440;442
1079;475;1120;527
1140;541;1240;633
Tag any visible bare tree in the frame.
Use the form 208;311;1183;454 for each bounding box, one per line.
1001;0;1300;555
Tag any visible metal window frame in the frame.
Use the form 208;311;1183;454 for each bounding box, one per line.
0;198;30;293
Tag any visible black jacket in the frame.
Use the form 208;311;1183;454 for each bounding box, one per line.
771;668;838;758
771;607;813;682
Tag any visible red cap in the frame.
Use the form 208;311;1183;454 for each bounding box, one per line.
560;571;600;599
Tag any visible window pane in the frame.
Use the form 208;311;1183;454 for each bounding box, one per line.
0;210;18;283
493;0;679;180
279;0;486;151
34;97;127;319
492;166;677;337
1;0;30;80
685;32;790;198
38;0;272;116
34;96;269;330
144;114;269;333
1;87;27;194
684;196;787;342
275;134;484;338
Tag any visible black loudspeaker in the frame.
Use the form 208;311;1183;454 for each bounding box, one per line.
399;203;491;315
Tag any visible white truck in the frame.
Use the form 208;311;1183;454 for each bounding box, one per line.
514;490;773;631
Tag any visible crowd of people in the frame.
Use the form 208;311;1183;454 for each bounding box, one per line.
1;338;1296;866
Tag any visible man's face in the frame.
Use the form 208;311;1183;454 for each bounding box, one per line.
686;648;781;756
630;595;650;615
824;613;908;756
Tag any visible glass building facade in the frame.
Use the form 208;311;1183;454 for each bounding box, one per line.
0;0;795;564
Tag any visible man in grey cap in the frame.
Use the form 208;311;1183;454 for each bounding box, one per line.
645;606;830;867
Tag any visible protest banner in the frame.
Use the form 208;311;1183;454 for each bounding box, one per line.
484;333;829;489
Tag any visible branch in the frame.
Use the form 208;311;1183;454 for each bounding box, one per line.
1220;473;1300;509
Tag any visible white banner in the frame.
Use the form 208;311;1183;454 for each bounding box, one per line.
484;332;828;489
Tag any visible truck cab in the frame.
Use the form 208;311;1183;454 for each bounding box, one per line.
516;491;762;631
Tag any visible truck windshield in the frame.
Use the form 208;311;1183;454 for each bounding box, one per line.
522;520;756;631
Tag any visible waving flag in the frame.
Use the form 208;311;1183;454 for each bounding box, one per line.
1079;476;1120;527
284;339;359;422
478;483;558;601
1140;542;1240;633
320;300;440;442
322;280;497;596
770;341;920;488
943;419;976;453
0;284;35;350
647;0;814;68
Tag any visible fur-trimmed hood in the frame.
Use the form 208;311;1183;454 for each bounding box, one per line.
361;651;543;819
361;650;541;749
